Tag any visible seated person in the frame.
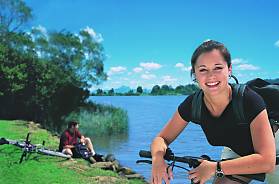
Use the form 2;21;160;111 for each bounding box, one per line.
59;121;96;159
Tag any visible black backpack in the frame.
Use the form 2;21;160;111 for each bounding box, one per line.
191;77;279;129
74;143;104;161
75;143;92;159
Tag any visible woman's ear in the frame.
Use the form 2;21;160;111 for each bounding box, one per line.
228;65;232;76
192;73;197;82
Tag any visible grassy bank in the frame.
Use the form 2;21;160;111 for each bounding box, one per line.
0;120;144;184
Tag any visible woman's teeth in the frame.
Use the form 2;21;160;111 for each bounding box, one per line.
206;82;220;86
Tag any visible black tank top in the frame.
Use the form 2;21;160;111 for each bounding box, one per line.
178;86;266;156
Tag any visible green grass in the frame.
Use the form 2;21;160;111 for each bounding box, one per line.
0;120;145;184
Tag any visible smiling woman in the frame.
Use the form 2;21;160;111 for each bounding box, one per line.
150;40;276;184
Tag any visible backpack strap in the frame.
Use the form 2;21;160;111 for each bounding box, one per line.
191;89;203;123
232;84;247;124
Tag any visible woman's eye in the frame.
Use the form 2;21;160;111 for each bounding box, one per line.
199;69;207;72
214;67;223;70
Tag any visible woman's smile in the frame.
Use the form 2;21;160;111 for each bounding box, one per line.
205;81;220;87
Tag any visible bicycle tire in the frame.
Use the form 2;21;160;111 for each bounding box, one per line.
37;148;71;158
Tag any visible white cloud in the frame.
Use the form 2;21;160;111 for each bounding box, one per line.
108;66;127;75
130;80;140;87
140;62;162;70
133;67;143;73
121;77;129;81
175;63;184;68
231;58;260;71
182;66;192;71
275;40;279;47
112;81;121;85
32;25;47;35
175;62;191;71
141;74;156;80
236;64;259;71
162;75;177;82
232;58;245;65
82;26;104;43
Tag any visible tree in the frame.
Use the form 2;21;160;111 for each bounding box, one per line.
30;27;107;89
96;89;103;96
175;85;186;94
174;84;199;95
136;86;143;94
0;1;109;132
151;85;160;95
161;85;170;93
0;0;32;38
108;88;114;96
125;90;134;96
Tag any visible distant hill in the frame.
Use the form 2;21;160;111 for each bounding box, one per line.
143;88;151;93
114;86;152;93
114;86;132;93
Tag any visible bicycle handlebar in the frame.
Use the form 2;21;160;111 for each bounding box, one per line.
138;149;265;182
139;150;205;168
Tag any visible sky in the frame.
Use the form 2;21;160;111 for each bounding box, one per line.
24;0;279;90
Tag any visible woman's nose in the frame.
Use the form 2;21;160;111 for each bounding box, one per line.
207;70;216;77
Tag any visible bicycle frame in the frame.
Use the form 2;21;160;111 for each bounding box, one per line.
0;132;71;163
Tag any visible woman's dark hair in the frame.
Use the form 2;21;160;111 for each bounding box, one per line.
67;121;79;128
190;40;231;76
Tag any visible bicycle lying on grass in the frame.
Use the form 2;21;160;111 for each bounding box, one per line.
137;148;272;184
0;132;71;163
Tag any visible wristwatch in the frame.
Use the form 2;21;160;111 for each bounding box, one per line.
215;161;224;177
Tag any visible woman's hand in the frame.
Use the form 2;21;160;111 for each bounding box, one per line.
151;156;173;184
188;160;216;184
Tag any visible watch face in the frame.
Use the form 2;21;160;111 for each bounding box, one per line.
216;162;224;178
216;171;224;178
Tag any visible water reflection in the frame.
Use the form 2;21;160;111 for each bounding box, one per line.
80;127;129;153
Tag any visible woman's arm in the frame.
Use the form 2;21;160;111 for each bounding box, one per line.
151;110;189;184
188;109;276;184
221;109;276;175
151;110;189;156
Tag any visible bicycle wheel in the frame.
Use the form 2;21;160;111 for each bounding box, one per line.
37;148;71;159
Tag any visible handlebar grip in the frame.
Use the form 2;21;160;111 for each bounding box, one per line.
139;150;152;158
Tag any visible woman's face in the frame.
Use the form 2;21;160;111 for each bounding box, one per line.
194;49;232;95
